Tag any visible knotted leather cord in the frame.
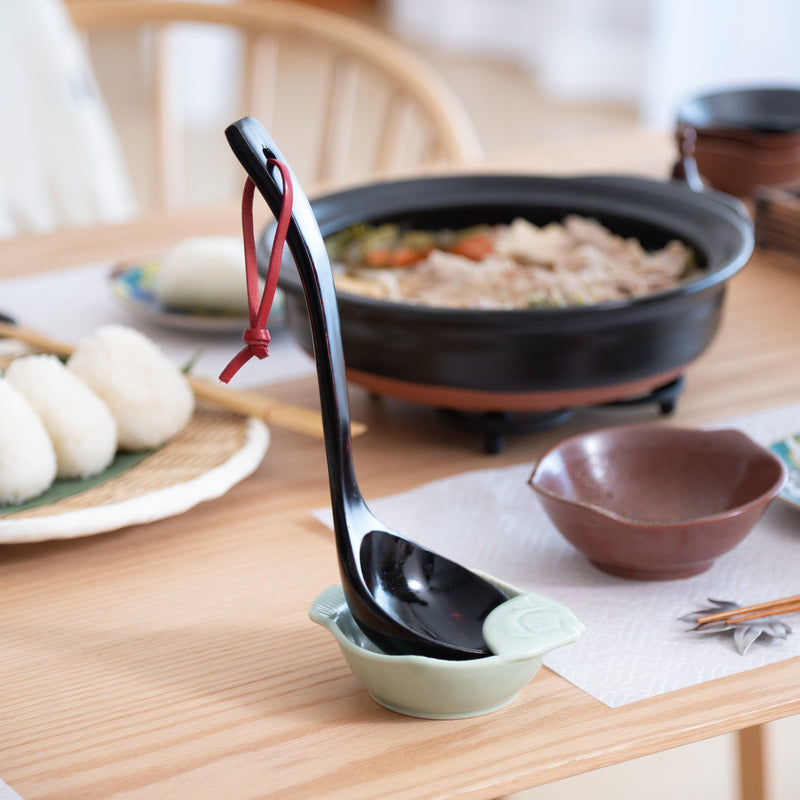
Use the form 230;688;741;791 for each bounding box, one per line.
219;159;293;383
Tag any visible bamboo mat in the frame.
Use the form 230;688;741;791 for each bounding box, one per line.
1;405;249;521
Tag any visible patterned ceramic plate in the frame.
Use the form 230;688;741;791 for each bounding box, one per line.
769;433;800;510
108;262;250;333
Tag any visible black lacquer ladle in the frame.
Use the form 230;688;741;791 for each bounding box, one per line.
226;117;508;660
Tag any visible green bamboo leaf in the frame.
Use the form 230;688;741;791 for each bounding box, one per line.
0;449;155;516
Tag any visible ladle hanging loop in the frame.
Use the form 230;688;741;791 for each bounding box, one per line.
219;162;292;384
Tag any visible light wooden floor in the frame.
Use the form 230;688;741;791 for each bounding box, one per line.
406;49;638;157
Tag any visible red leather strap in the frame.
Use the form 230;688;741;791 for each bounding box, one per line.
219;159;293;383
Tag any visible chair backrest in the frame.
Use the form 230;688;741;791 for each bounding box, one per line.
66;0;482;211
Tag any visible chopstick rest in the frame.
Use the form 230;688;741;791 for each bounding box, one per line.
680;597;797;655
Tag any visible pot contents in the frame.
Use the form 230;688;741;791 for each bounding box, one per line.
326;216;696;309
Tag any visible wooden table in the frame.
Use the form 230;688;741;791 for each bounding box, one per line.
0;129;798;800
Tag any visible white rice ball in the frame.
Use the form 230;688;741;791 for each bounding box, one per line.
6;354;118;480
68;325;194;451
0;378;57;505
155;236;248;314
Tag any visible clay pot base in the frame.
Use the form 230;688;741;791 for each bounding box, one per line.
347;366;686;413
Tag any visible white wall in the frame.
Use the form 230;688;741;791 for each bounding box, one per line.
386;0;800;128
641;0;800;127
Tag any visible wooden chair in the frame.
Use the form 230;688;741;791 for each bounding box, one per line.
65;0;482;212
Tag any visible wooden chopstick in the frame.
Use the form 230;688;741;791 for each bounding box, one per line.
0;321;73;359
696;594;800;626
0;321;366;439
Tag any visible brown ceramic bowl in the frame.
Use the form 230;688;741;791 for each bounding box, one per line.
528;424;787;580
674;87;800;196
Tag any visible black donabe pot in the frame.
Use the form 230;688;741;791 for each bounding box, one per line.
261;174;753;412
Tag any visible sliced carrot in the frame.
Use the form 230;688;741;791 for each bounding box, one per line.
389;247;428;267
364;248;393;268
363;245;429;268
448;233;494;261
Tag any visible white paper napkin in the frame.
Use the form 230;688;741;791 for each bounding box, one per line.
0;262;316;389
0;780;24;800
315;402;800;708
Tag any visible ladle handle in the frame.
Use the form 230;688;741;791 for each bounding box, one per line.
670;123;751;221
671;123;705;194
225;118;363;524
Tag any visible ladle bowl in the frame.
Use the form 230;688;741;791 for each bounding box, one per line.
225;118;509;659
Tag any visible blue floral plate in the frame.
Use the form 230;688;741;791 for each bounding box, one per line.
109;262;250;333
769;433;800;510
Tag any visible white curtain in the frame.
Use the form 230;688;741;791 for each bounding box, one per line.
0;0;137;238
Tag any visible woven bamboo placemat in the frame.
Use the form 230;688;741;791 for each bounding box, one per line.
0;404;269;542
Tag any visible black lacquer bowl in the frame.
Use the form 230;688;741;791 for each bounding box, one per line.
261;174;753;412
674;87;800;195
678;86;800;136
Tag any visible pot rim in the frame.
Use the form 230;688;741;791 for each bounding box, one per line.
266;172;754;320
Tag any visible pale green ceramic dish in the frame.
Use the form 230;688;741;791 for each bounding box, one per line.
309;575;583;719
